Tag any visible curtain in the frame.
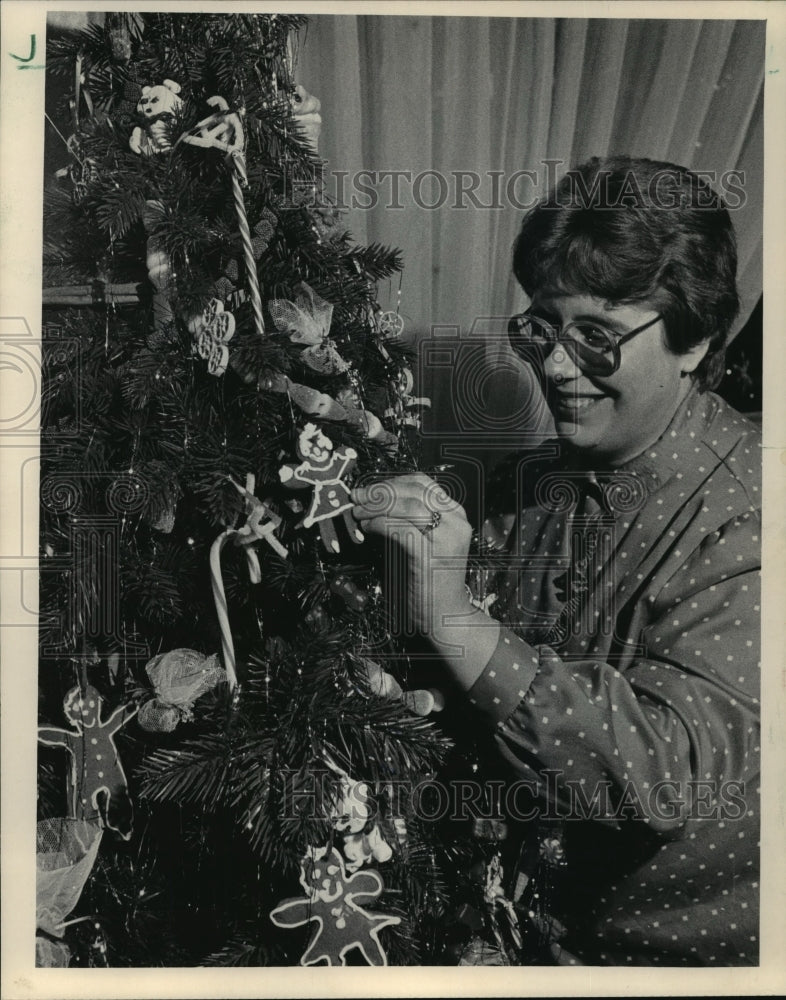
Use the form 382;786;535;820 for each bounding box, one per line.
295;15;764;467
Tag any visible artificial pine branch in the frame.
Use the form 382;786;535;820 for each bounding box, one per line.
38;10;466;969
139;733;233;806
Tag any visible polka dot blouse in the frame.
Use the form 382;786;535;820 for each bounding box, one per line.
468;387;761;966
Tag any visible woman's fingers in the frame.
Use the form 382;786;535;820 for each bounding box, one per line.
351;475;474;636
352;495;434;530
351;512;422;555
351;474;466;524
351;475;472;571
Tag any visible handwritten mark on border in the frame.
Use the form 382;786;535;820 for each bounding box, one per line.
10;34;44;69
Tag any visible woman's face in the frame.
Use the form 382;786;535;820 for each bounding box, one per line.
530;290;708;466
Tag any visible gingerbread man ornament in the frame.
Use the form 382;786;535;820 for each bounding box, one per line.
279;423;364;553
38;685;137;839
270;846;400;966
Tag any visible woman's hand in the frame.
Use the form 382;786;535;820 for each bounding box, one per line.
351;473;470;634
351;474;499;689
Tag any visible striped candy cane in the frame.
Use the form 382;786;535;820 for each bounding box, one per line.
228;151;266;339
179;97;266;337
209;529;239;691
210;476;288;690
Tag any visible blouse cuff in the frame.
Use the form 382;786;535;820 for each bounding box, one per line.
465;629;540;728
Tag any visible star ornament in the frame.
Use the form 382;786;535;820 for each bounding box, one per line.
270;846;401;966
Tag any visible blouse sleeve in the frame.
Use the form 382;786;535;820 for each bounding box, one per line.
466;510;761;834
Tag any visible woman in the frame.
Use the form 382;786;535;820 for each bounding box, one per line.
351;157;761;966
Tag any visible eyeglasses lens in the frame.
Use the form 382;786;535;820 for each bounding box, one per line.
509;316;617;376
507;315;549;366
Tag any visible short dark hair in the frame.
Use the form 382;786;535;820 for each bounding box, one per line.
512;156;739;390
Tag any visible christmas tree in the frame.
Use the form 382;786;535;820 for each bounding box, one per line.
37;12;487;968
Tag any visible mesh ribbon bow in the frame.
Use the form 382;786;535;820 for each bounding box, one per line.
269;281;331;346
269;281;348;374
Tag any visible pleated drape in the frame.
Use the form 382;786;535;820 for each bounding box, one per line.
294;15;764;456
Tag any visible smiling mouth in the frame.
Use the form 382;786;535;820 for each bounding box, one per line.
553;392;607;411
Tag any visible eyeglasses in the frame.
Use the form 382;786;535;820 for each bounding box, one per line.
508;311;663;377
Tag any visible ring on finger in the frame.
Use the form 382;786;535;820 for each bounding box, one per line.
420;510;442;534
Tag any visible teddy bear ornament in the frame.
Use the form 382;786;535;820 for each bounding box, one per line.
129;79;183;155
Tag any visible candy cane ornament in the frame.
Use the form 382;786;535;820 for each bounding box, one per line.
210;475;288;689
179;97;266;339
210;529;240;691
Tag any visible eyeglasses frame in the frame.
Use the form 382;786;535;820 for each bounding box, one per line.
508;311;664;376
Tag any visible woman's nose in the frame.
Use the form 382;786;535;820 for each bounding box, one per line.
542;341;581;383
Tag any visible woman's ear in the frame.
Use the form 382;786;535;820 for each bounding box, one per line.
680;338;710;375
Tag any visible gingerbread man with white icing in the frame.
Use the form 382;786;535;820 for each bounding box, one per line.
38;684;137;839
279;423;364;553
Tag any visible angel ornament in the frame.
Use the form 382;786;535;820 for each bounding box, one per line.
279;423;364;553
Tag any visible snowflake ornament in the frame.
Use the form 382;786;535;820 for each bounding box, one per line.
377;311;405;337
189;298;236;375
